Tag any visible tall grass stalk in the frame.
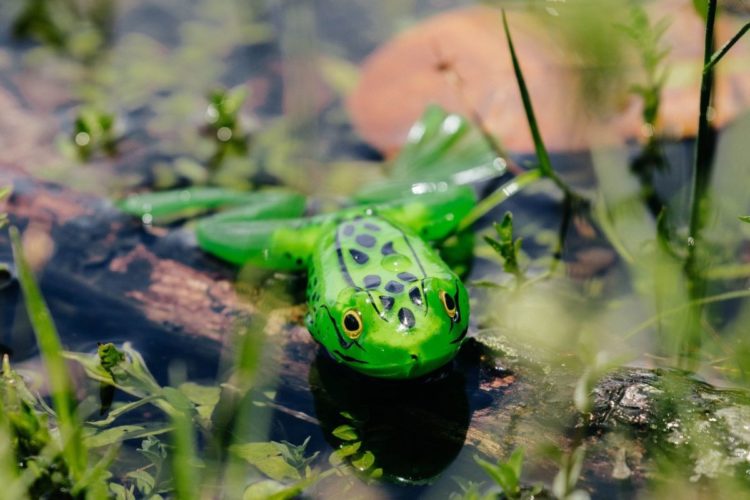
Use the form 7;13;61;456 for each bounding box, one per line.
682;0;717;366
501;10;582;203
170;409;200;500
9;227;87;480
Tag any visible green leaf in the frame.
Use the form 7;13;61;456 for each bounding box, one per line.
369;467;383;480
243;478;311;500
692;0;708;19
243;480;287;500
332;424;358;441
507;448;525;478
329;441;362;466
66;343;163;402
178;382;220;407
334;442;361;459
110;482;137;500
85;424;172;448
739;215;750;223
126;469;156;493
231;442;301;481
474;454;521;496
352;451;375;471
10;226;87;480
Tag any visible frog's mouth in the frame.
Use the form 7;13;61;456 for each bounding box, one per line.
346;348;457;379
451;326;469;344
333;349;368;365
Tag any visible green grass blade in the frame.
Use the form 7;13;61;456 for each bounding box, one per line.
501;10;583;202
170;409;200;500
10;227;87;479
703;22;750;74
501;10;552;177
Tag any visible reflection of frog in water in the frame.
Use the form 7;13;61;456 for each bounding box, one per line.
121;106;505;380
309;346;475;484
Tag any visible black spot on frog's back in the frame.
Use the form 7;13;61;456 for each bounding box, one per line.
385;280;404;293
380;295;395;312
356;234;376;248
409;286;423;307
363;275;381;289
397;272;417;282
349;248;369;264
398;307;415;329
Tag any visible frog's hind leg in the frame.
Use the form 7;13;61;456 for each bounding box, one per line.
196;215;329;270
377;185;477;242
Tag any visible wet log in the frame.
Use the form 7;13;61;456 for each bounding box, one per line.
0;169;252;380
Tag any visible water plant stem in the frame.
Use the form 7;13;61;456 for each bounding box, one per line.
687;0;717;243
458;169;542;231
703;22;750;74
682;0;718;366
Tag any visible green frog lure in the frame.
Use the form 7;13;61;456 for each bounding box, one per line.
120;106;506;379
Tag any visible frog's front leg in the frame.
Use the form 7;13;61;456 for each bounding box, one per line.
119;188;307;223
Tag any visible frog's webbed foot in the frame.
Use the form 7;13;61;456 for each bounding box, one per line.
352;105;507;206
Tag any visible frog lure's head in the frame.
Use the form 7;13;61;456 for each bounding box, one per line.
306;275;469;379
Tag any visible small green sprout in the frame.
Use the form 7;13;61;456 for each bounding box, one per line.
73;107;119;160
484;212;524;282
739;215;750;224
619;6;671;139
11;0;113;61
98;342;126;374
205;86;251;166
468;448;544;500
328;415;383;481
552;446;589;500
475;448;524;498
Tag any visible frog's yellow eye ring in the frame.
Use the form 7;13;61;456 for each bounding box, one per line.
342;309;363;339
439;290;458;319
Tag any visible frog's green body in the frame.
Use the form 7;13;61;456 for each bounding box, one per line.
192;186;474;379
305;212;469;378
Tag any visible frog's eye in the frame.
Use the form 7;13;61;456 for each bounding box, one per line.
439;290;458;319
342;309;363;339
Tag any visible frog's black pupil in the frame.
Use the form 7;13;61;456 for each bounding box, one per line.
344;313;360;331
444;293;456;310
